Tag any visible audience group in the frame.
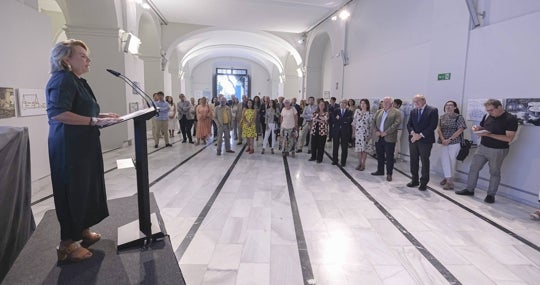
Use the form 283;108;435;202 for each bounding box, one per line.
153;93;521;207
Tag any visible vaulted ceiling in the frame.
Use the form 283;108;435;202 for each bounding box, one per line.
153;0;349;33
39;0;350;75
151;0;349;75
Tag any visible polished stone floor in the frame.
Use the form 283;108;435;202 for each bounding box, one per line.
31;133;540;285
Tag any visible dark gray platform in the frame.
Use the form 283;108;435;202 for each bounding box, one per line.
2;194;185;285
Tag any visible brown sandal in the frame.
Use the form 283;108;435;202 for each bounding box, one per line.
81;231;101;248
57;242;92;263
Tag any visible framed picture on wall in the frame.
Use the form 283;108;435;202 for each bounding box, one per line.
323;91;330;99
129;102;139;113
17;88;47;117
0;87;17;119
466;99;489;122
506;98;540;126
132;81;141;95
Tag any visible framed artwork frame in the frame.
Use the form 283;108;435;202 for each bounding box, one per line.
17;88;47;117
0;87;17;119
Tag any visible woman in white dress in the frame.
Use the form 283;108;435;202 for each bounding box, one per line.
353;99;374;171
166;96;177;138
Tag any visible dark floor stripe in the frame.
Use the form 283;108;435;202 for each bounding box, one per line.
175;144;246;258
283;156;315;285
392;167;540;253
31;194;54;206
325;151;462;285
149;144;210;188
30;139;206;206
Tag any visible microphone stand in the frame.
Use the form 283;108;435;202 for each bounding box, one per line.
104;69;166;250
106;69;158;114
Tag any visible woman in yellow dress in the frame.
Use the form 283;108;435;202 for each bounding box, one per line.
241;99;257;153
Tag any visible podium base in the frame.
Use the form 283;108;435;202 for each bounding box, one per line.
117;213;165;251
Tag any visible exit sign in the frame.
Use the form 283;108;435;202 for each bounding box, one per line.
438;73;451;80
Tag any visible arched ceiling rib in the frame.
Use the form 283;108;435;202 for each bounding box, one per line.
171;29;303;77
182;45;281;75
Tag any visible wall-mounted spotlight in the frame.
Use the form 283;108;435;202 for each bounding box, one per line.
122;32;141;54
142;2;150;9
331;15;338;21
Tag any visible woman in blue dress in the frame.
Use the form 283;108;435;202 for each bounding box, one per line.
46;39;119;262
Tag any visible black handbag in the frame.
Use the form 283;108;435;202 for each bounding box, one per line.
455;115;472;161
456;137;472;161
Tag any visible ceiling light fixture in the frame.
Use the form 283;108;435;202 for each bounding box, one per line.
331;15;338;21
339;10;350;20
142;3;150;9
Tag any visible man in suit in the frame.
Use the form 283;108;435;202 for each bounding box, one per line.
406;94;439;190
328;97;339;142
331;99;353;166
371;97;401;181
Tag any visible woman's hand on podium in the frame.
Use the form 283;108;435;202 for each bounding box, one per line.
99;112;120;118
96;117;121;127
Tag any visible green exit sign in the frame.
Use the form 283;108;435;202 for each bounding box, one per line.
438;73;451;80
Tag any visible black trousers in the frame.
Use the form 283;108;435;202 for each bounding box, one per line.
375;137;396;175
310;134;327;162
409;141;433;185
332;133;350;164
179;116;193;142
212;120;218;138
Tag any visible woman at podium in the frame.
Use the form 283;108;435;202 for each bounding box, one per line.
46;39;119;263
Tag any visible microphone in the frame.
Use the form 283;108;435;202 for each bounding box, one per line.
106;68;121;77
106;69;157;111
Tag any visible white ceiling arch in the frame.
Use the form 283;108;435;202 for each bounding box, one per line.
182;45;283;76
165;28;304;78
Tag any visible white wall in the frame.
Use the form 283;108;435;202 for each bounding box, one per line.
310;0;540;205
343;0;433;100
123;54;146;140
0;0;53;180
459;9;540;205
283;54;303;99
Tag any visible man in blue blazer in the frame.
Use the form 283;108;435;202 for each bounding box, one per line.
331;99;353;166
406;94;439;190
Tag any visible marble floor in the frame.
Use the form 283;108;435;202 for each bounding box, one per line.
31;133;540;285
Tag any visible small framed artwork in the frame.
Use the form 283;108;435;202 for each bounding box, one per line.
0;87;17;119
132;81;141;95
17;88;47;117
129;102;139;113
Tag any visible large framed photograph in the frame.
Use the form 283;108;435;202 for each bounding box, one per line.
466;98;488;121
17;88;47;117
506;98;540;126
0;87;17;119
